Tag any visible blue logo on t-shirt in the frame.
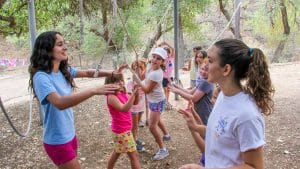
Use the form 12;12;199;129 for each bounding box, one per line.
215;116;228;137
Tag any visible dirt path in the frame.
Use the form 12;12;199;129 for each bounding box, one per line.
0;63;299;169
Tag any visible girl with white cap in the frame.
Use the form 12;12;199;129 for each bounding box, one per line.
132;47;171;160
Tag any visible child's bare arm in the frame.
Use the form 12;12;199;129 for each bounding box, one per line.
139;80;157;94
107;90;138;112
178;108;206;138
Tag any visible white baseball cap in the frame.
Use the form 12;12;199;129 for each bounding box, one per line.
152;47;167;60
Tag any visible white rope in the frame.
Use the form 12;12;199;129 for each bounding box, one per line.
0;90;33;137
208;1;242;49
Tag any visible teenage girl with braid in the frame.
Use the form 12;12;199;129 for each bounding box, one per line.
179;38;275;169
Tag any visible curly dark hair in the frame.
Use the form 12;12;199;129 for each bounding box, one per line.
28;31;75;94
214;38;275;115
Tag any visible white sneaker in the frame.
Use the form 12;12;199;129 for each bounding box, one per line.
163;134;171;141
153;149;169;160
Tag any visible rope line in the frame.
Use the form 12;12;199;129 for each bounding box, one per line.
208;1;242;49
116;8;139;61
0;91;33;137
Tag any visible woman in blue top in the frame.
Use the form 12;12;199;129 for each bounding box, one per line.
28;31;123;169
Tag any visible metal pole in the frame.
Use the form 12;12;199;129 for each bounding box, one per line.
79;0;84;68
173;0;179;100
28;0;44;125
28;0;36;49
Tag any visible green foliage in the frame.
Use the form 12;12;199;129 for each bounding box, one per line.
55;15;81;43
247;0;300;47
6;34;30;49
0;0;77;36
82;32;106;58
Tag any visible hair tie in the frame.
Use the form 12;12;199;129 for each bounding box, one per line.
248;48;254;55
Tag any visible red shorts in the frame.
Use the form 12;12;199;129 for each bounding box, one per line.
43;136;78;166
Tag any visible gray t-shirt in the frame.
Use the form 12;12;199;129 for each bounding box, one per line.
194;78;213;125
143;68;165;103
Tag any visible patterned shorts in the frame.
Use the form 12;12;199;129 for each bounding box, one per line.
112;131;136;153
148;99;166;113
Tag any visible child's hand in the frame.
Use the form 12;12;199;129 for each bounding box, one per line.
172;83;182;89
117;64;128;73
94;84;120;95
178;108;197;130
169;85;179;93
132;85;140;95
188;101;196;113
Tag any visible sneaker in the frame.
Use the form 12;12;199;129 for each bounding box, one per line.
163;134;171;141
165;102;173;110
153;149;169;160
136;139;145;146
138;120;145;127
136;144;146;152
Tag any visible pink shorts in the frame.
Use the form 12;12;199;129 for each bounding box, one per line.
43;136;78;166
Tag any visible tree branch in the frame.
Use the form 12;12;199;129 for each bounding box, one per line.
0;15;15;27
0;0;6;8
218;0;235;34
89;28;105;39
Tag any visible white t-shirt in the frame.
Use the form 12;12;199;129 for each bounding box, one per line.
143;68;165;103
205;91;265;168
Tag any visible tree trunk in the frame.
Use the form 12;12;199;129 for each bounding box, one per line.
100;2;117;50
279;0;290;35
218;0;235;35
272;0;290;62
142;24;163;58
272;37;287;63
79;0;84;68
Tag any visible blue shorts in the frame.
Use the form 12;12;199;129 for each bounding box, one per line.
162;77;174;87
148;99;166;112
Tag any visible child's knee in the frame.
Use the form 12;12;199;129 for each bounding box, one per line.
149;124;157;131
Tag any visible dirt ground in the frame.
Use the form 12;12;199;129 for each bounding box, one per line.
0;62;299;169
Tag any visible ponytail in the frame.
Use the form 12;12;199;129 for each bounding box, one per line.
245;48;275;115
214;39;275;115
